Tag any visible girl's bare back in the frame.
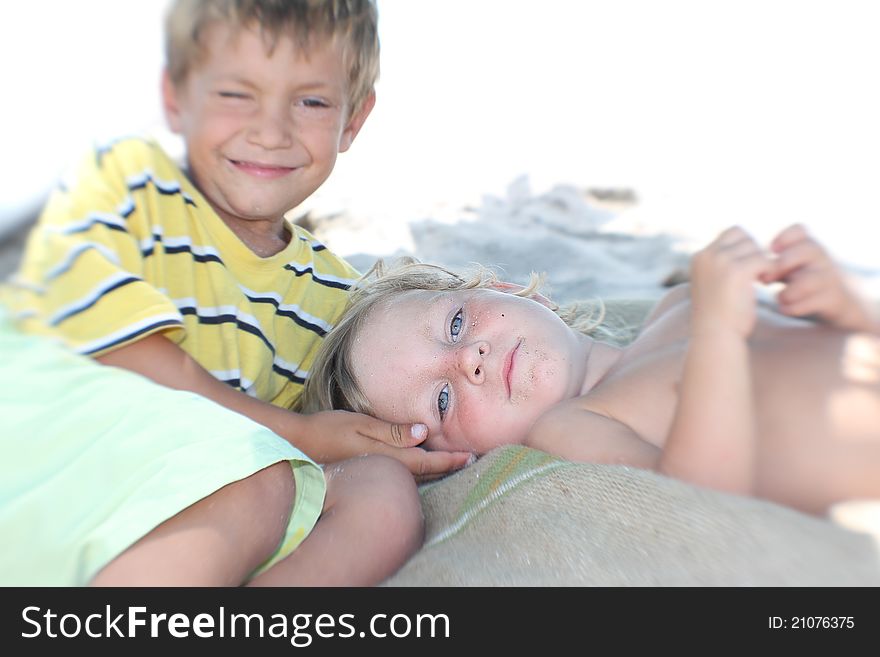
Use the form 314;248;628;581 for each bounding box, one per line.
578;287;880;513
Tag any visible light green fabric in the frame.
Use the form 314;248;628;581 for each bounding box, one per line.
0;308;325;586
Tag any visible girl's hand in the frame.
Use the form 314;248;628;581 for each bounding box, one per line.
769;223;879;332
689;226;776;339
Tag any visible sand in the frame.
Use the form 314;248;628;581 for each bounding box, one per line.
295;176;692;304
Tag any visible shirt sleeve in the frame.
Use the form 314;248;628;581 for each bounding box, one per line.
7;144;185;355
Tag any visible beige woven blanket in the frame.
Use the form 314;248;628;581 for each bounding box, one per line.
384;443;880;586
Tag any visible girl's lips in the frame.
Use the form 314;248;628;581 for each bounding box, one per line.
503;339;522;398
230;159;296;179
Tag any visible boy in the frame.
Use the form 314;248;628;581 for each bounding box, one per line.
6;0;470;475
1;0;466;585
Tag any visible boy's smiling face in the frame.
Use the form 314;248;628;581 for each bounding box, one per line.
162;21;373;232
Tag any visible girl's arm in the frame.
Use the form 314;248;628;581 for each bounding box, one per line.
658;227;775;494
659;329;754;493
526;404;661;468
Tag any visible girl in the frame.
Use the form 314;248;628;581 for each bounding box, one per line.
300;225;880;515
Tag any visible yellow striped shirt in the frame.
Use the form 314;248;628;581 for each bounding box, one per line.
3;138;360;409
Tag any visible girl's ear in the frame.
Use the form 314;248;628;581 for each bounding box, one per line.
490;281;556;310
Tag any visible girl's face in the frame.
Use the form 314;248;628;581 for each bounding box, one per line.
350;288;591;454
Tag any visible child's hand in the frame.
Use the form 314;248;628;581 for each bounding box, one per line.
689;226;776;339
769;223;879;332
300;409;474;479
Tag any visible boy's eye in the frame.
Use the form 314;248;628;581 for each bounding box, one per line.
300;97;330;108
218;91;249;100
449;309;463;342
438;384;450;419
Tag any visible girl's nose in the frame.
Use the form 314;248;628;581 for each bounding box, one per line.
456;341;490;384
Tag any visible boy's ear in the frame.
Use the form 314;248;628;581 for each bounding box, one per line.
338;90;376;152
161;69;184;134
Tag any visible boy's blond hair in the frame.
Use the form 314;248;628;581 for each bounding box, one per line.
297;258;609;415
165;0;380;114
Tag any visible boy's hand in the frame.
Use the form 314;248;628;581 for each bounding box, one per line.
300;410;474;479
689;226;775;339
769;223;880;332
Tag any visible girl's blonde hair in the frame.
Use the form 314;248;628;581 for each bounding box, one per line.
296;258;611;414
165;0;380;115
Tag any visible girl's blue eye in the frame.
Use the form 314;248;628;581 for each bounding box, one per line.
438;384;450;419
450;309;463;341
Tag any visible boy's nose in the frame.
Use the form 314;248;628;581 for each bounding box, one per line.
248;104;294;150
456;341;490;384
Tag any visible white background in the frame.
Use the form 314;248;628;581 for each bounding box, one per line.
3;0;878;267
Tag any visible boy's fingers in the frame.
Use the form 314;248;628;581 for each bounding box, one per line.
414;454;476;482
387;424;408;447
410;450;474;477
369;420;428;447
409;423;428;444
391;447;473;477
355;415;474;474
